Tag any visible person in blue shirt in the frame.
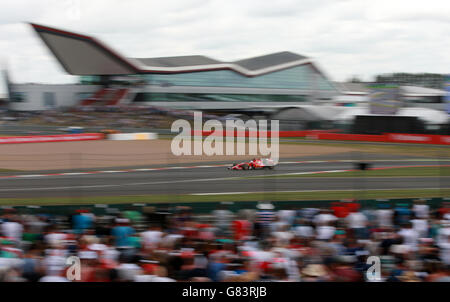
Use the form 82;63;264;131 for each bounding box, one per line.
72;210;93;234
111;218;135;248
206;253;227;282
394;204;412;226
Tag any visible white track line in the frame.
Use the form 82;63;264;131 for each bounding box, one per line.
190;188;447;195
0;169;347;192
16;174;46;178
0;165;447;193
243;169;350;179
0;176;241;192
0;158;448;180
192;192;252;195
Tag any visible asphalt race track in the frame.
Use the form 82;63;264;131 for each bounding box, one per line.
0;155;449;198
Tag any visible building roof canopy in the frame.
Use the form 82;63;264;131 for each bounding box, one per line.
134;55;222;68
30;23;314;77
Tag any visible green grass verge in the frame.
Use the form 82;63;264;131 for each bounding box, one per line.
0;188;448;206
0;169;20;172
243;166;450;179
280;140;450;158
160;134;449;158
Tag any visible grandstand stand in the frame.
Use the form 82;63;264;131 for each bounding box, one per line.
80;88;128;106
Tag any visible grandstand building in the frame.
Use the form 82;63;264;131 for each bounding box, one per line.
7;23;340;111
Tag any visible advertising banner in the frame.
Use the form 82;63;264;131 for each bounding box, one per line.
445;74;450;115
368;84;403;115
0;133;104;144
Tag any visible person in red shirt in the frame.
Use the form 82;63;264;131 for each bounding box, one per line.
438;202;450;219
232;219;251;241
331;202;349;218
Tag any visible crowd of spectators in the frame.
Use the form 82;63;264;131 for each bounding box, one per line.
7;106;226;131
8;107;172;130
0;199;449;282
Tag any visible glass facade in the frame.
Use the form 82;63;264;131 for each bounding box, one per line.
406;96;443;103
80;75;102;85
43;92;56;108
316;74;336;91
80;64;337;103
79;65;336;91
10;92;26;102
140;65;336;91
133;93;309;103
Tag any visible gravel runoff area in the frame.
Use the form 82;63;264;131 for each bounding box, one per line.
0;139;356;171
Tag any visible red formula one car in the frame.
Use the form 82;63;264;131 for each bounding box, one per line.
228;158;276;170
